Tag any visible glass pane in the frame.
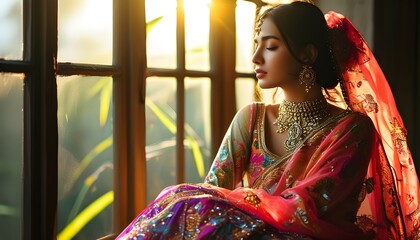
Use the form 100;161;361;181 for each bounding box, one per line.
0;0;22;60
57;76;114;239
184;0;210;71
235;78;255;110
236;0;256;73
146;77;177;203
0;73;23;239
184;78;211;183
146;0;177;69
58;0;113;64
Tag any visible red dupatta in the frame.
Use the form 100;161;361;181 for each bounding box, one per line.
325;11;419;239
225;11;420;240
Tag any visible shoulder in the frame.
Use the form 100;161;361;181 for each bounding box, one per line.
339;111;375;133
234;102;267;118
235;102;283;121
343;111;373;124
230;102;270;130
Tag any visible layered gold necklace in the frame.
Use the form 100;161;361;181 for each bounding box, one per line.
273;98;330;151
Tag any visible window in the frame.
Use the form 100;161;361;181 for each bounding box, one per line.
0;0;263;238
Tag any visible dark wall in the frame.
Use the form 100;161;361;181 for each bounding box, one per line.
374;0;419;171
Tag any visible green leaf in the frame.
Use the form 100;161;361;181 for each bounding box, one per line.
58;191;114;240
72;136;113;184
67;163;113;223
186;136;205;177
188;46;205;53
0;204;18;216
86;77;112;127
145;97;205;178
87;77;108;97
146;16;164;33
145;97;176;134
99;79;112;127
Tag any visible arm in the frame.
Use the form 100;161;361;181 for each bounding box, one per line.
204;103;258;189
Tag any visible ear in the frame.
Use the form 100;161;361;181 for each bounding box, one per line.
300;44;318;64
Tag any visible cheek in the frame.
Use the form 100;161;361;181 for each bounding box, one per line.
270;55;292;76
269;51;297;77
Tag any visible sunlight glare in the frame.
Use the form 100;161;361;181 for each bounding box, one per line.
236;0;256;73
184;0;210;49
58;0;112;64
184;0;210;70
145;0;177;68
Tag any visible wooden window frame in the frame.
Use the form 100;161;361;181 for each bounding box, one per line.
21;0;58;239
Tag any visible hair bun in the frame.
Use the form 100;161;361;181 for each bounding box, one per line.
325;11;369;69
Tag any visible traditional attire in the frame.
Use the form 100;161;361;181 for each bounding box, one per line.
116;10;419;240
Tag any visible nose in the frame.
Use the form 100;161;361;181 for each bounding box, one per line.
252;48;263;65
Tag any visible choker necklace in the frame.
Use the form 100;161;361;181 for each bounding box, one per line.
273;98;330;151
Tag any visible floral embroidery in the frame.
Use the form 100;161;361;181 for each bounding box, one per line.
355;215;376;234
364;178;374;193
285;169;294;188
361;94;378;113
295;207;309;224
358;178;374;202
409;229;420;240
217;144;229;161
306;177;335;210
244;190;261;207
408;205;420;230
185;206;201;239
389;117;407;155
349;93;378;113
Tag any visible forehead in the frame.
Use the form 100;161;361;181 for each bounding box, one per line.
257;17;281;37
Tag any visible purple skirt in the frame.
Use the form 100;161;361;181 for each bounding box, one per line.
116;184;311;239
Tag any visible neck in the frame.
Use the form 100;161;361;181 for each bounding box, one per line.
281;84;324;102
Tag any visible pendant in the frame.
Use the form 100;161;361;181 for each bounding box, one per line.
285;122;302;151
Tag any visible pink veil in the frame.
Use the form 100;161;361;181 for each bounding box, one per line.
325;11;419;239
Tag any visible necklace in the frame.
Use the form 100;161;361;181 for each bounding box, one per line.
273;98;330;151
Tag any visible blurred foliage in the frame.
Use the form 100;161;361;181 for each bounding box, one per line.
0;74;23;240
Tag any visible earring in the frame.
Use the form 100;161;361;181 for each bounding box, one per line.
299;65;316;93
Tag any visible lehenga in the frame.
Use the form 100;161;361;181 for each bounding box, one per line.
116;10;420;240
117;104;392;239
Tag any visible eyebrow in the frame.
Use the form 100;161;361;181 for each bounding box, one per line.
254;35;281;43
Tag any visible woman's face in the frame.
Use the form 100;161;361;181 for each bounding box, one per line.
252;17;301;89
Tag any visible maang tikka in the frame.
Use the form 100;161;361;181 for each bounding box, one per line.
299;65;316;93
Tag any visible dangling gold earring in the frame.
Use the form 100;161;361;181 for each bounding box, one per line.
299;65;316;93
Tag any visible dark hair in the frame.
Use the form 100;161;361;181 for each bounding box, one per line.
259;2;340;89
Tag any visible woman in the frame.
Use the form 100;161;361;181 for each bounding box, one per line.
117;2;419;239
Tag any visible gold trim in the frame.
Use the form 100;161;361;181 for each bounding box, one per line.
252;104;351;190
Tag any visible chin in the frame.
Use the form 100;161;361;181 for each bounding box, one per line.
258;80;276;89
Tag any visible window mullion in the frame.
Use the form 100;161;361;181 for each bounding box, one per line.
127;0;148;223
113;0;148;234
176;0;186;183
23;0;58;239
209;0;237;154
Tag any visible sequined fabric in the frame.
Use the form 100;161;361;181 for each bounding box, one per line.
117;184;312;240
117;103;383;240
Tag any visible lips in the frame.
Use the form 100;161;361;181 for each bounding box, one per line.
255;69;267;78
